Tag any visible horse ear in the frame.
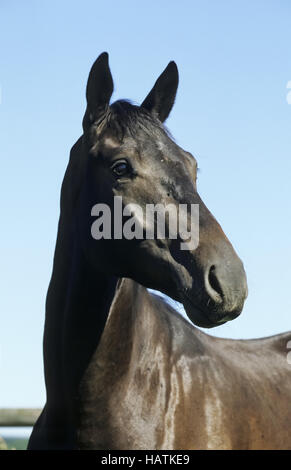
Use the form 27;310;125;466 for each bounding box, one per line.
141;61;179;123
83;52;114;130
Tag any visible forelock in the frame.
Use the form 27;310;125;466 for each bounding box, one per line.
103;100;169;141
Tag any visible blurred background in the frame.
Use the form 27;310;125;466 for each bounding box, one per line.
0;0;290;448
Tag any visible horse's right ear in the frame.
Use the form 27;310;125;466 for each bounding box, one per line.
141;61;179;123
83;52;114;130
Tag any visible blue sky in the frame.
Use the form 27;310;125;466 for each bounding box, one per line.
0;0;291;407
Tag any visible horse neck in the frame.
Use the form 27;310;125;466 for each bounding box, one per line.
44;232;118;398
43;137;118;409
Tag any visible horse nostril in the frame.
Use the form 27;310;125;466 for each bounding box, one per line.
207;265;224;302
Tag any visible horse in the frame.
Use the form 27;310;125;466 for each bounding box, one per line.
28;53;291;450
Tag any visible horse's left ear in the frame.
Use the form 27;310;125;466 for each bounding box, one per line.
141;61;179;122
83;52;114;130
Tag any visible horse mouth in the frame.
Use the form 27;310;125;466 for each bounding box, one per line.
181;292;227;329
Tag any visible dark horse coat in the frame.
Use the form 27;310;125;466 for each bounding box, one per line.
28;54;291;450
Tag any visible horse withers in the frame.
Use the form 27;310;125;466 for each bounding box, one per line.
28;53;290;450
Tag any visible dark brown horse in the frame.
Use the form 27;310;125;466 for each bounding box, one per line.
28;53;291;450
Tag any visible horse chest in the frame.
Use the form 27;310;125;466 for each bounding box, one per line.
76;338;226;449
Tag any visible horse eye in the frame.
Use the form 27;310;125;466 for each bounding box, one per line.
111;160;130;177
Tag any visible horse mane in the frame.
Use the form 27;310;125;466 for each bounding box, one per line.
100;99;171;141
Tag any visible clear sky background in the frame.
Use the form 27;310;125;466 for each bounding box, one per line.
0;0;290;407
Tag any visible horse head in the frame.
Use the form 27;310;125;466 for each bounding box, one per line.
78;52;248;328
